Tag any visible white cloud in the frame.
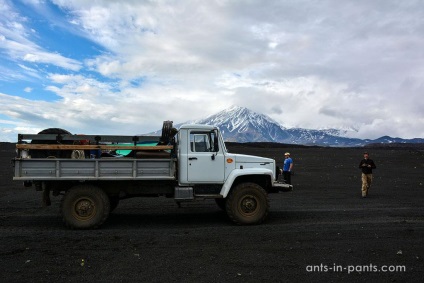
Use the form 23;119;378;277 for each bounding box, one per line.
0;0;424;141
0;0;82;76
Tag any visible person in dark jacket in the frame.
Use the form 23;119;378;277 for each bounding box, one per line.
359;152;377;198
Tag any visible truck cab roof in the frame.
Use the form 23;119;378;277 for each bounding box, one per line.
179;124;218;131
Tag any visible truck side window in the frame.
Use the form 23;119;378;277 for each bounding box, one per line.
190;133;211;152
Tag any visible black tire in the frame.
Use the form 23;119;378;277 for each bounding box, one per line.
225;182;269;225
61;185;110;229
215;198;226;211
109;196;120;213
30;128;72;158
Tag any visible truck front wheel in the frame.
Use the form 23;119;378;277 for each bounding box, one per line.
226;182;269;225
61;185;110;229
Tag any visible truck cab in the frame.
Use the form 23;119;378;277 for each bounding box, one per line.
178;124;226;185
177;124;286;197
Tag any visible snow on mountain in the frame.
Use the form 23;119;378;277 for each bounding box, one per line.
190;106;291;142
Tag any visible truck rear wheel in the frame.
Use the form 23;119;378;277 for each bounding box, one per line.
226;182;269;225
61;185;110;229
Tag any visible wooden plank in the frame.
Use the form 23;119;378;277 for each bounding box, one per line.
16;144;173;151
18;134;161;143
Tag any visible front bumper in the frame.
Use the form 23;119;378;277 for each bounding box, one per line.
271;181;293;192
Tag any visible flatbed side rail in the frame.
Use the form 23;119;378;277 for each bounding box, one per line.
13;158;176;181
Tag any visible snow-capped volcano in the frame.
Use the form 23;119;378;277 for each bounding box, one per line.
190;106;291;142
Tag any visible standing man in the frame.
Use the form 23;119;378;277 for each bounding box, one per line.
359;152;377;198
283;152;293;184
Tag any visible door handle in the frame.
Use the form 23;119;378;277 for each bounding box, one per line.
189;157;198;160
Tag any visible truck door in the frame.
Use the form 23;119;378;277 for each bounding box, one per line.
187;131;225;183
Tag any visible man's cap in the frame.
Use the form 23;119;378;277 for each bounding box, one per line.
284;152;290;156
363;151;369;154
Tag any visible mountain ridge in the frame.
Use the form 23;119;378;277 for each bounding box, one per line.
151;106;424;147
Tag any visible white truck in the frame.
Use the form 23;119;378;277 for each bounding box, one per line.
13;121;292;229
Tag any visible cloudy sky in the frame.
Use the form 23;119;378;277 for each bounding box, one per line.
1;0;423;142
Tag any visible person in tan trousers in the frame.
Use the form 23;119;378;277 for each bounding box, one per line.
359;152;377;198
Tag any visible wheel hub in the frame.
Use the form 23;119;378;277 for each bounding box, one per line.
73;198;96;219
240;195;258;214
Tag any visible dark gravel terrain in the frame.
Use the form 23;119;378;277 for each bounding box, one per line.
1;142;423;282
